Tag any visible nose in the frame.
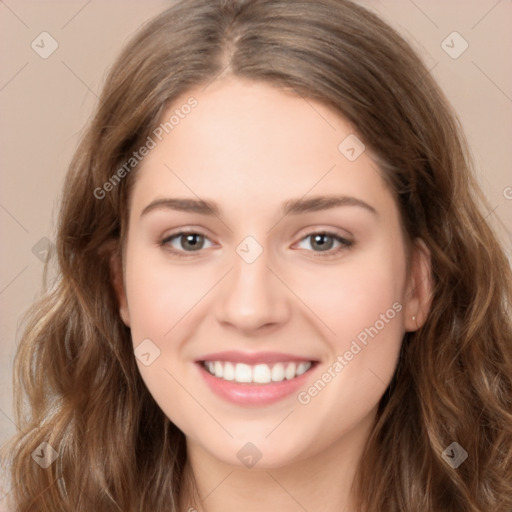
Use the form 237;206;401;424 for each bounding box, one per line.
214;244;290;333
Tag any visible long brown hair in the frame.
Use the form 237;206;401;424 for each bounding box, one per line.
2;1;511;510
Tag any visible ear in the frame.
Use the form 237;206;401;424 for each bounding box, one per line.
403;238;433;332
110;251;131;327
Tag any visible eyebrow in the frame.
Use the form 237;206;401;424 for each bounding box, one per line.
140;194;378;218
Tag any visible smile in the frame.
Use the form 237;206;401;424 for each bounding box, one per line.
201;360;313;384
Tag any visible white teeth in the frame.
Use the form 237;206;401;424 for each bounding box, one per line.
253;364;271;384
296;362;310;376
214;361;224;378
271;363;285;382
235;363;252;383
284;362;297;380
203;360;312;384
223;362;235;381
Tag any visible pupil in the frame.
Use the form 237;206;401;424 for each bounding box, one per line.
313;234;332;251
184;234;202;250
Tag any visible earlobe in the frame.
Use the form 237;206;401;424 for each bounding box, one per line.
109;252;131;327
404;239;433;332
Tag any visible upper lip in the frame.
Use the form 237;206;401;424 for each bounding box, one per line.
196;351;318;365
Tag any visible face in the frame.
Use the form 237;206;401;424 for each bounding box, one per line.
113;76;431;469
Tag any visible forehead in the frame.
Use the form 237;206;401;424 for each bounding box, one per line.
129;76;394;223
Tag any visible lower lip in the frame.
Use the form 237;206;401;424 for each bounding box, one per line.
196;362;316;406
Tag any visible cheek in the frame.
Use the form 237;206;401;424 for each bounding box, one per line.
124;245;205;342
122;245;205;431
291;242;407;436
294;241;406;347
292;241;406;399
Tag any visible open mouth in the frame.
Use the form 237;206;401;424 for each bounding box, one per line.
200;360;316;384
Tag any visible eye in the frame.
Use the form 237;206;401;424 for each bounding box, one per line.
160;229;353;259
160;231;214;257
294;231;353;257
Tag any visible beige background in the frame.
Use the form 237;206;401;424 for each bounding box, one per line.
1;0;511;499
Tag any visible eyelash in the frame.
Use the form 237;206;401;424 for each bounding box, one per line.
159;230;354;259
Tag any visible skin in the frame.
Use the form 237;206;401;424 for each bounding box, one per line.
112;76;432;512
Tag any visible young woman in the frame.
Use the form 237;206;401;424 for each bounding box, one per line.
2;0;511;511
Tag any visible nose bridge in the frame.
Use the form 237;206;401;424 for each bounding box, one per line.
215;234;288;330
